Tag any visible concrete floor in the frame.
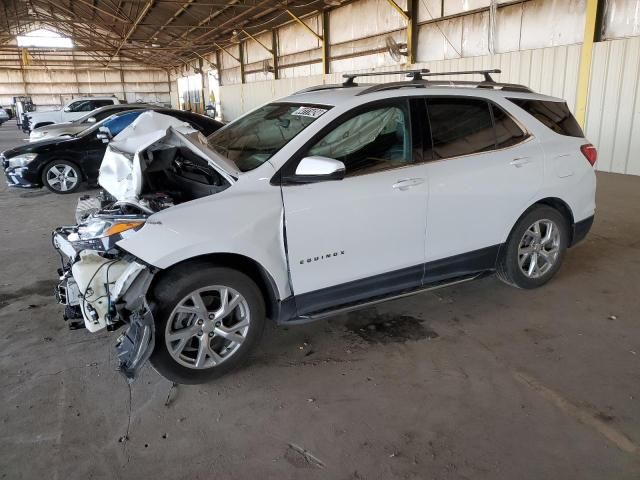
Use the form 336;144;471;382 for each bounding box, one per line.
0;121;639;480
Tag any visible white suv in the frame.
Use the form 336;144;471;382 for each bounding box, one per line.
52;69;596;384
25;96;121;131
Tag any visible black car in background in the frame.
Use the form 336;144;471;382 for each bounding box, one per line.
1;109;223;194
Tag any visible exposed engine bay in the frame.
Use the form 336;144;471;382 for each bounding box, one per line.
53;115;236;380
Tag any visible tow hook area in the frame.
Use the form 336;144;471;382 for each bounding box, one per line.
116;300;155;382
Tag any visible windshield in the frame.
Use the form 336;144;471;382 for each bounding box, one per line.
206;103;330;171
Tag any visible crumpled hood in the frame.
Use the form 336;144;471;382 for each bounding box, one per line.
98;110;238;202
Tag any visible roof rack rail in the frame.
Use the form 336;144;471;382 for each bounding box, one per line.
342;69;430;86
355;69;533;96
420;69;501;82
293;69;430;94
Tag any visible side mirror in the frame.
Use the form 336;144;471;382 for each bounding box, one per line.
63;106;71;112
87;117;96;123
289;156;346;183
97;126;112;143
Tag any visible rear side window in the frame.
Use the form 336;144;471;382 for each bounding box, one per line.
508;98;583;137
492;104;526;148
426;98;495;159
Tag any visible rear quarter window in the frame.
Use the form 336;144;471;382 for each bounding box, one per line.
508;98;583;138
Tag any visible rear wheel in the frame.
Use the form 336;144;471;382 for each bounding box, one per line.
496;205;569;289
42;160;82;194
150;266;265;384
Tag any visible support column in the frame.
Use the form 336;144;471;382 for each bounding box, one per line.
199;57;206;112
384;0;414;65
322;10;330;75
575;0;600;127
239;41;245;85
271;29;279;80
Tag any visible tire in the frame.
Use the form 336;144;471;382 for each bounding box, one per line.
149;265;266;384
42;160;83;194
496;205;569;289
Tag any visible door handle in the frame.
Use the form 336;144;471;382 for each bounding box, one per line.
392;178;424;190
510;157;532;167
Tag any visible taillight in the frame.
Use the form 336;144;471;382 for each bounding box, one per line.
580;143;597;166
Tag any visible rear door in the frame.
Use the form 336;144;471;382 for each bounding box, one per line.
421;96;544;271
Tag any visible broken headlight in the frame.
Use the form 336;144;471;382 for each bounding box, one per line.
68;218;145;252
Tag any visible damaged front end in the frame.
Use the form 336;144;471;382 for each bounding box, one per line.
53;212;157;381
52;113;237;381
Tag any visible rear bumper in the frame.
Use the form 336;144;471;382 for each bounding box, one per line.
570;215;594;247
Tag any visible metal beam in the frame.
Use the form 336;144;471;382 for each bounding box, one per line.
407;0;417;64
106;0;155;68
575;0;599;127
384;0;410;20
384;0;414;64
271;29;279;80
238;40;245;84
215;42;241;63
286;9;322;41
321;10;329;74
242;29;272;54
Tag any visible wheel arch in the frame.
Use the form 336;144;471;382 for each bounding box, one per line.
149;253;281;322
506;197;575;245
33;121;55;130
38;155;84;179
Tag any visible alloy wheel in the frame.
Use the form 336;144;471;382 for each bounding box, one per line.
517;219;561;279
46;164;79;192
164;286;251;369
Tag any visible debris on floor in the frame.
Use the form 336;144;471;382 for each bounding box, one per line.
344;310;439;344
285;443;325;469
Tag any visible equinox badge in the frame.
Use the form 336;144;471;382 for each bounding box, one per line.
300;251;345;265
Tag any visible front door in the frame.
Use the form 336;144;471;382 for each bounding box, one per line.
281;99;429;315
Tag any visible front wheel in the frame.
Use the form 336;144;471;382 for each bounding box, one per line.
496;205;569;289
42;160;82;194
150;266;265;384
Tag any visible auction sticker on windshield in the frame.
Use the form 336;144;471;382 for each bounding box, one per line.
292;106;327;118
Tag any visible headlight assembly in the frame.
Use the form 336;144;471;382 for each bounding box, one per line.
8;153;37;168
68;218;145;252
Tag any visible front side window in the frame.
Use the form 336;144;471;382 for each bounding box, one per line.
307;104;410;177
426;98;494;160
207;103;329;172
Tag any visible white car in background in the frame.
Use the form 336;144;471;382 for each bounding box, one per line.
29;104;157;142
52;69;597;384
25;96;121;131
